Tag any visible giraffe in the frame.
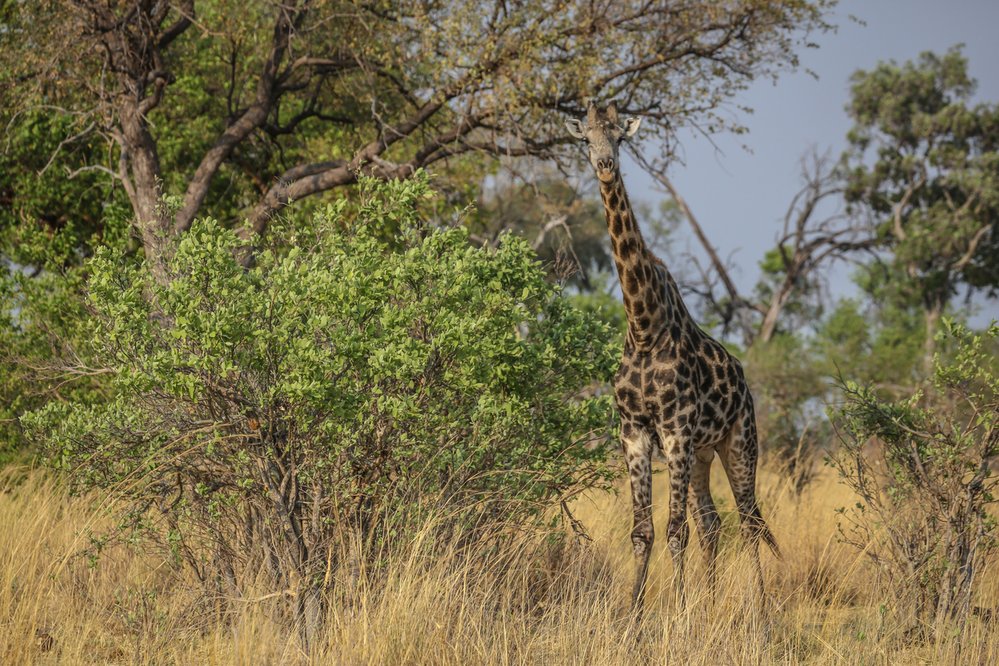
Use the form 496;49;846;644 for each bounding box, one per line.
566;101;780;613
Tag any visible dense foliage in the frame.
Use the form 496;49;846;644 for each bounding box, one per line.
0;0;996;646
20;175;619;634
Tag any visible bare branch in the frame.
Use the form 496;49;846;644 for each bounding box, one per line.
157;1;195;50
952;224;993;272
891;172;927;242
64;163;119;180
173;1;304;234
629;146;758;341
757;149;878;344
37;121;96;176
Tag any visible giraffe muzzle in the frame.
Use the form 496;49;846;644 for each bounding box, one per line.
597;158;615;172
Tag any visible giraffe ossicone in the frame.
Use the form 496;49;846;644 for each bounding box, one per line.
567;101;779;615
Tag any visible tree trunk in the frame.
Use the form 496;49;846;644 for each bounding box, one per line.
120;102;172;285
299;584;325;650
758;281;793;345
923;298;944;377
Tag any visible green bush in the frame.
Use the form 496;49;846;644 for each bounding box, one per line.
831;320;999;640
0;267;108;465
22;174;619;633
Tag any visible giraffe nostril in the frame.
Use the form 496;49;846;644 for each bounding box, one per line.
598;158;615;171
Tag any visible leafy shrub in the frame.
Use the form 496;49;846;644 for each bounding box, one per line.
0;179;132;462
22;175;619;637
831;320;999;640
0;269;108;464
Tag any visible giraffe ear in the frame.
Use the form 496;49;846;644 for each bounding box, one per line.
565;118;586;140
623;116;642;139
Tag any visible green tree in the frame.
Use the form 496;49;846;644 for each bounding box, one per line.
813;295;925;393
1;0;834;281
0;109;133;270
0;266;111;463
844;47;999;370
744;332;827;493
21;174;619;638
2;0;838;454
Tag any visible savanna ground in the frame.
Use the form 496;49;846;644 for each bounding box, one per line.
4;459;997;665
2;3;998;664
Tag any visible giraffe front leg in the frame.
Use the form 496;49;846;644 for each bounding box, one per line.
621;423;654;615
658;428;692;609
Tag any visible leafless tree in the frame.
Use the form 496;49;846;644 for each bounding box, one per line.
755;150;879;343
633;147;878;347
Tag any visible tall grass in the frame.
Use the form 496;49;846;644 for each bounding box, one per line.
2;463;997;664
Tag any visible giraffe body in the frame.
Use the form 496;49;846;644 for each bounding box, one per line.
566;102;778;612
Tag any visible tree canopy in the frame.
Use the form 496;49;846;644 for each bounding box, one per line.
844;47;999;363
1;0;834;279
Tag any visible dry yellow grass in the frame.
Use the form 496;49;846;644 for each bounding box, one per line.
2;462;997;665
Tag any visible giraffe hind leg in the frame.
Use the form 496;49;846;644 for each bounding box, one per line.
688;448;720;592
717;411;779;602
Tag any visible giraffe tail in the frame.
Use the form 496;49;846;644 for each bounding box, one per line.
760;522;781;559
751;504;781;559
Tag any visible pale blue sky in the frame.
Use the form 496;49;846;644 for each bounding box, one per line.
628;0;999;323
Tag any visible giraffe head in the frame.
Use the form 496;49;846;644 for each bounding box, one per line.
565;101;642;183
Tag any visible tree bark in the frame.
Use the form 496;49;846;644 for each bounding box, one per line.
758;284;793;345
923;297;944;377
119;100;172;285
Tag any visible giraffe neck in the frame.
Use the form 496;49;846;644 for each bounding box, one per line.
600;172;682;348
